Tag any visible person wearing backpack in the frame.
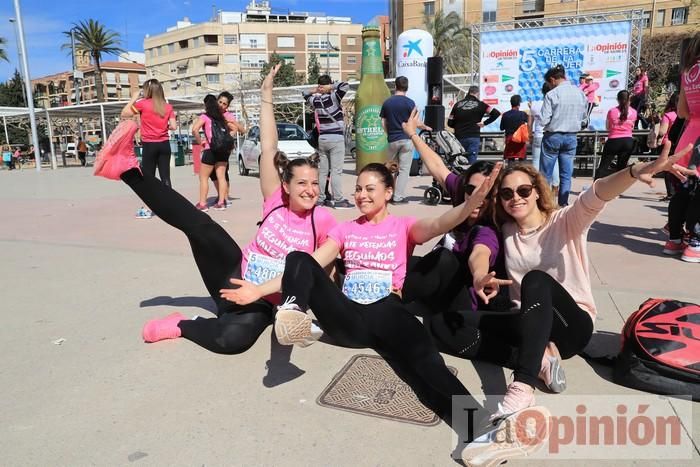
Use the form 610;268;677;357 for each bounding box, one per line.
121;79;177;187
191;94;238;211
94;64;337;356
500;95;528;163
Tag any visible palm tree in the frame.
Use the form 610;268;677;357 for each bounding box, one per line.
423;11;471;74
61;20;124;102
0;37;8;62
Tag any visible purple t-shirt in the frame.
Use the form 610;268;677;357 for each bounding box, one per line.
444;172;505;310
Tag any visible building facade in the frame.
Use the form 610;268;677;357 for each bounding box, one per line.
143;1;364;97
33;62;147;108
398;0;699;35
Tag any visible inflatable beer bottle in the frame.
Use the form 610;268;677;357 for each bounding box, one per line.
355;26;391;171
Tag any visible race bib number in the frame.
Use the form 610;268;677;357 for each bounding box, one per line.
342;270;393;305
244;253;285;285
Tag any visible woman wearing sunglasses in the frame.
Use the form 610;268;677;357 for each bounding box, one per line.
464;143;693;422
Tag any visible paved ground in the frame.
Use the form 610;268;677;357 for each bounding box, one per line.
0;159;698;466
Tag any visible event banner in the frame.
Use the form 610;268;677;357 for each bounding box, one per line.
479;21;632;131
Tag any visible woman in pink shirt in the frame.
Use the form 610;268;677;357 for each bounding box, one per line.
631;66;650;129
665;34;700;262
595;90;637;179
95;65;337;356
465;145;692;428
121;79;176;186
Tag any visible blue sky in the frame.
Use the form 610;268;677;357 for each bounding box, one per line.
0;0;387;81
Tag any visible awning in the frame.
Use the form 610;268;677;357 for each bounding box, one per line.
202;55;219;65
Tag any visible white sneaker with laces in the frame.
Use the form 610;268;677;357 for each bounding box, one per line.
274;296;322;347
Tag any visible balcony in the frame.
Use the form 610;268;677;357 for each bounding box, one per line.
516;0;544;15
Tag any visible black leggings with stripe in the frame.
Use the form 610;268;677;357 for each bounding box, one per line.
121;168;272;354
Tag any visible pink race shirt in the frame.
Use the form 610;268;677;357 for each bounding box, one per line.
241;187;337;302
133;99;174;142
632;74;648;96
329;215;418;298
607;106;637;139
579;82;599;104
677;60;700;172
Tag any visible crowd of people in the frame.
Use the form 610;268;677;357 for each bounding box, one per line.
89;32;699;465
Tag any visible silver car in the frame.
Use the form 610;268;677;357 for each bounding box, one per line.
238;123;315;176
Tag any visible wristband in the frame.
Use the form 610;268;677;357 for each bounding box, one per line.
628;162;639;179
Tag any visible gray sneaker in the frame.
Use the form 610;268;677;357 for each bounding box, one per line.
332;199;354;209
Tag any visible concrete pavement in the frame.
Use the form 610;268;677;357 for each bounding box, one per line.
0;160;698;466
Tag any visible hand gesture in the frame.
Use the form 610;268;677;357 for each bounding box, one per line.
462;161;502;215
635;142;695;186
473;271;513;304
261;63;281;94
220;278;263;306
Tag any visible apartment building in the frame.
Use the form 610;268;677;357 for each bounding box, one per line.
143;1;364;98
33;62;147;108
398;0;698;35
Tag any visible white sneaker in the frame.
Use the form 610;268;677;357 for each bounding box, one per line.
462;405;551;467
274;296;322;347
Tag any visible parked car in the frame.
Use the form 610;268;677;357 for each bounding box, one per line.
238;123;314;176
65;143;77;157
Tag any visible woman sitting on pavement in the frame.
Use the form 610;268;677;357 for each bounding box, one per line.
94;64;337;355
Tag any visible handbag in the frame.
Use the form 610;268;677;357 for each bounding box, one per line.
308;112;320;149
512;123;529;144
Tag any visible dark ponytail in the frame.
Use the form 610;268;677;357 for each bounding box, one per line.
274;151;320;184
617;90;630;122
358;162;395;190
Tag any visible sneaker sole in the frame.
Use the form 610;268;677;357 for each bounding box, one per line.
274;308;318;347
463;406;550;467
681;255;700;263
547;357;567;393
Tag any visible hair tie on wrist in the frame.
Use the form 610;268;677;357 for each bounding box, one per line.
261;99;273;105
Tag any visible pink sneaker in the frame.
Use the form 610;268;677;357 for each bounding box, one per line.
681;244;700;263
539;341;566;393
662;240;686;255
212;201;226;211
490;382;536;423
195;202;209;212
94;120;140;180
142;312;186;343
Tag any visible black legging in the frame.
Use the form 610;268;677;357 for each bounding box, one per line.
668;180;700;241
141;141;173;187
631;94;648;129
595;137;635;180
431;270;593;388
282;250;474;419
120;168;272;354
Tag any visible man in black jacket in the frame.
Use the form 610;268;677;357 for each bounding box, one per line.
448;86;501;164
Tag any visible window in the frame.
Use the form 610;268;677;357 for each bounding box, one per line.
224;54;239;64
482;0;497;23
671;7;688;25
105;72;116;83
119;73;129;83
193;37;200;48
654;10;666;28
307;34;338;50
346;37;356;46
642;11;651;28
148;49;154;58
347;55;357;64
240;54;267;68
206;74;220;84
179;39;189;49
278;55;296;65
138;74;147;84
168;43;175;54
240;34;266;49
424;1;435;16
204;35;218;45
277;36;295;48
320;54;339;68
224;34;237;45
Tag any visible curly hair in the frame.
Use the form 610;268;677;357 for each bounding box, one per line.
491;163;558;227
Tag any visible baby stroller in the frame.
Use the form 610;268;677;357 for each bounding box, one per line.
420;130;470;205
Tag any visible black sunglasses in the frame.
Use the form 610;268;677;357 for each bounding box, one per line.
499;184;535;201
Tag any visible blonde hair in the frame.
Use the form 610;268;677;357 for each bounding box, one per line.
143;79;167;117
491;163;558;227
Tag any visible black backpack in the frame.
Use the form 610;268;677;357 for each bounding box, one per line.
583;298;700;401
209;117;235;156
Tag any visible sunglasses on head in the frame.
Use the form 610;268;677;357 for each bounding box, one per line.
498;184;535;201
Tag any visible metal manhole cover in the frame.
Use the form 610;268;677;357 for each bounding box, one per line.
316;354;457;426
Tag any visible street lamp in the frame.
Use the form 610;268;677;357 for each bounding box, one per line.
8;18;27;106
70;27;84;139
325;32;340;76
